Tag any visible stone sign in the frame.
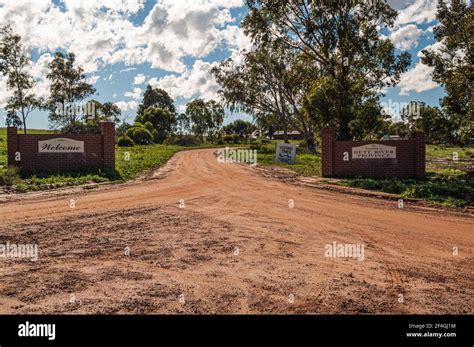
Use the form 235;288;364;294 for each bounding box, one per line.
352;144;396;159
275;143;296;164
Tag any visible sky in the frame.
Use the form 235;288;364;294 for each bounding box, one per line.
0;0;449;129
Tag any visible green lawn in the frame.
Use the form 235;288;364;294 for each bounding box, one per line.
256;141;321;176
426;144;473;160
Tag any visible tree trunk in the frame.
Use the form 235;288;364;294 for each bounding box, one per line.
305;132;316;153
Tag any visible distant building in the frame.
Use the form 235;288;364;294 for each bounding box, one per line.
273;130;304;140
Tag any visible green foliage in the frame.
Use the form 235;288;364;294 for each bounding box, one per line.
338;173;472;208
242;0;411;141
0;25;41;134
185;99;225;144
176;113;190;135
125;125;153;145
401;101;452;143
116;144;182;181
137;85;176;116
421;0;473;145
0;166;20;186
223;134;234;144
117;136;134;147
232;134;240;144
136;107;176;143
46;52;96;131
163;135;201;147
222;119;257;143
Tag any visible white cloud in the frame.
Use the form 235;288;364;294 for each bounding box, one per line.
390;24;422;50
114;100;138;111
394;0;437;27
124;87;142;100
398;62;438;95
149;60;220;101
133;73;146;85
0;0;245;75
87;75;100;84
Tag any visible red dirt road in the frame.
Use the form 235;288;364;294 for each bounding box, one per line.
0;149;472;313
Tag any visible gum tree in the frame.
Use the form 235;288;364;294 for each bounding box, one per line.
421;0;473;144
0;25;41;134
46;52;96;132
243;0;411;140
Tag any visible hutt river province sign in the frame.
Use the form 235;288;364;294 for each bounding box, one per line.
352;144;396;159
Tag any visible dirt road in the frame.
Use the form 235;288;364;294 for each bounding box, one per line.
0;149;472;314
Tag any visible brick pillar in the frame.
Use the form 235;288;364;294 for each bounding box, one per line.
321;128;335;177
101;122;115;170
413;132;425;179
6;127;19;168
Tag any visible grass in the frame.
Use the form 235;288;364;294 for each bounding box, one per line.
1;129;472;208
255;140;472;208
426;144;473;160
255;141;321;176
0;129;244;192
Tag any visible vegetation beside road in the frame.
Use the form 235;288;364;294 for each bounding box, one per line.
0;128;246;192
255;141;473;208
1;129;472;208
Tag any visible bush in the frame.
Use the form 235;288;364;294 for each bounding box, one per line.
217;138;224;145
232;134;240;144
223;135;233;144
261;138;271;144
125;126;153;145
296;140;309;154
117;136;135;147
163;135;201;147
0;166;20;186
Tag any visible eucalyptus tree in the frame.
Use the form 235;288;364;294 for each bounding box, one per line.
0;25;41;134
243;0;411;139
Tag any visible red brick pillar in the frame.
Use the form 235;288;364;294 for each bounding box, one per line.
322;128;335;177
101;122;115;170
413;132;425;179
6;127;19;168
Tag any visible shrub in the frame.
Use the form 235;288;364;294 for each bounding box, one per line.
232;134;240;144
0;166;20;186
117;136;135;147
261;138;271;144
126;126;153;145
164;135;201;147
223;135;233;144
217;138;224;145
296;140;309;154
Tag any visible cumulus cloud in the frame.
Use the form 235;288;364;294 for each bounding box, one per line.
394;0;437;26
0;0;245;74
149;60;220;101
398;62;438;95
124;87;143;100
390;24;422;50
115;100;139;111
133;73;146;85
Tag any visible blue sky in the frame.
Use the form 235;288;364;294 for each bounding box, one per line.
0;0;446;129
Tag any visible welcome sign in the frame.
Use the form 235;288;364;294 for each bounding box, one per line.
352;144;396;159
38;138;84;153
